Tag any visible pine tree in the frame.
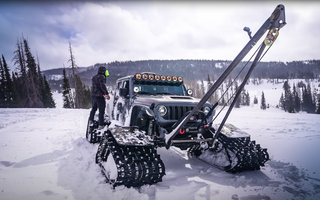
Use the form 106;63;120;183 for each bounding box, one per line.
12;37;28;106
279;93;284;109
23;38;43;108
234;82;240;108
62;68;73;108
316;96;320;114
245;91;250;106
312;87;318;113
292;83;301;113
254;96;258;104
82;85;92;109
219;83;226;106
1;55;20;107
42;75;56;108
240;89;249;106
282;81;294;113
207;74;218;104
11;72;21;107
0;57;5;107
260;91;266;110
200;79;205;98
11;36;54;108
302;83;315;113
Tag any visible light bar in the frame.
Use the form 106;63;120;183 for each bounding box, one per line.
134;73;183;82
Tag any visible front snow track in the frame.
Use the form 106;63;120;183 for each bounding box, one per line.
95;127;165;188
192;124;269;173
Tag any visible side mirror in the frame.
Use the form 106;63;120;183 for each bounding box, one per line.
187;89;193;96
119;88;128;97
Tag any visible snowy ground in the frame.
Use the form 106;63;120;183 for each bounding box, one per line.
0;92;320;200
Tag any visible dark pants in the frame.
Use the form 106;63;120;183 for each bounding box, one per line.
89;96;106;126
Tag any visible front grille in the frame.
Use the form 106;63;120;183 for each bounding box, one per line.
164;106;194;120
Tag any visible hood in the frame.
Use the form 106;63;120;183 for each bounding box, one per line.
134;95;202;107
98;66;107;75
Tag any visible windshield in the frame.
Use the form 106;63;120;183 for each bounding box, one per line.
133;83;187;96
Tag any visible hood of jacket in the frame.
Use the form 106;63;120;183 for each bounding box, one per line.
98;66;107;75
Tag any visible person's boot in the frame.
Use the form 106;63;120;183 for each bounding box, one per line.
105;121;111;127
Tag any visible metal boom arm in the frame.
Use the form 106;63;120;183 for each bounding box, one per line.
165;4;286;148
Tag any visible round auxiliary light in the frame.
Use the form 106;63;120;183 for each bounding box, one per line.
142;74;148;80
172;76;178;82
155;75;160;81
178;77;183;82
136;74;141;79
133;86;140;93
161;75;166;81
149;74;154;80
158;105;167;117
167;76;172;81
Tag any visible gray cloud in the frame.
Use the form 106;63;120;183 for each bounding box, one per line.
0;1;320;71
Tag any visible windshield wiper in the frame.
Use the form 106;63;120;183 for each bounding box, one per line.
138;91;154;95
155;92;174;95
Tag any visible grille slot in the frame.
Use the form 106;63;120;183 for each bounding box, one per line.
165;106;194;120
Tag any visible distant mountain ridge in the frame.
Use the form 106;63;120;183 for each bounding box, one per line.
43;59;320;91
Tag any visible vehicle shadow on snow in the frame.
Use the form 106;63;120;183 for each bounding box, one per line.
157;147;276;200
0;150;71;168
158;147;320;200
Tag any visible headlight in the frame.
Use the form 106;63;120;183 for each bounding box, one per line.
158;105;167;116
203;106;211;115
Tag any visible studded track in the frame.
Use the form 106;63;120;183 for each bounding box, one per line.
96;130;165;188
188;125;269;173
217;133;269;172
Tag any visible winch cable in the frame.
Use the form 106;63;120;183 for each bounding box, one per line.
213;35;280;142
210;37;277;126
210;42;263;123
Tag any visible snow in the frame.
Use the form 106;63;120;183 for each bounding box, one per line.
1;86;320;200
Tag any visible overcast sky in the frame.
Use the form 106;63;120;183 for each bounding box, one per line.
0;1;320;71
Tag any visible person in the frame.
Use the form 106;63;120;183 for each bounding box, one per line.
89;66;110;130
